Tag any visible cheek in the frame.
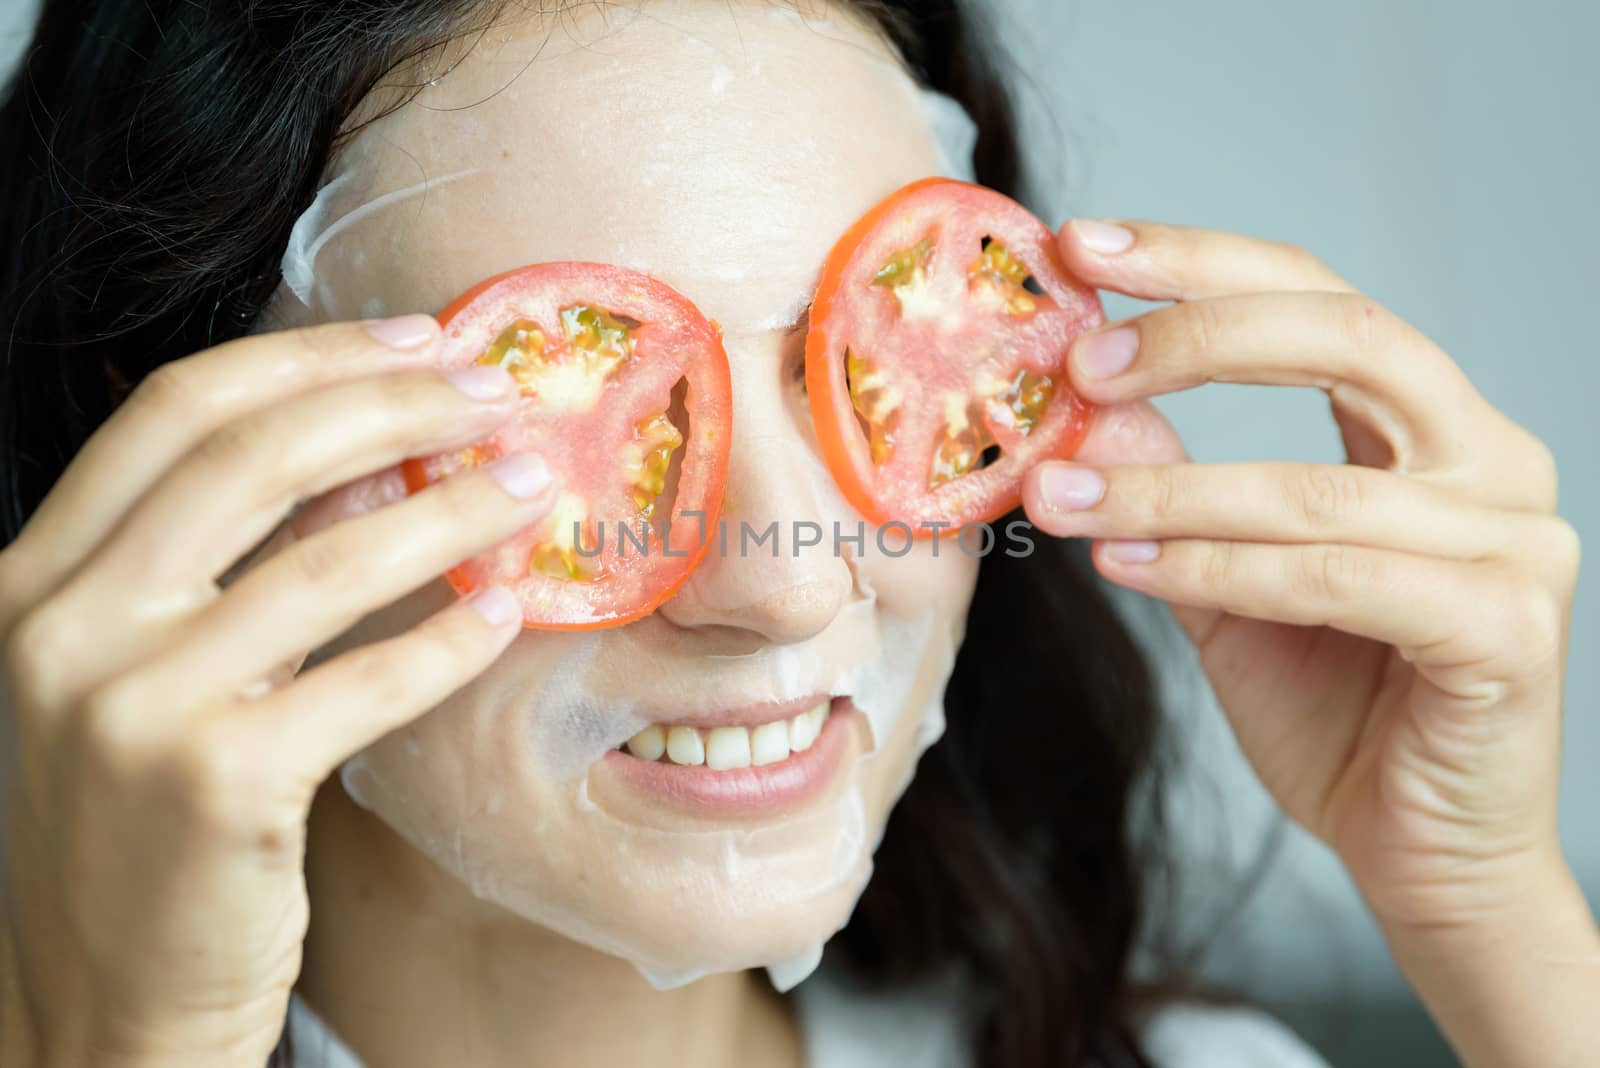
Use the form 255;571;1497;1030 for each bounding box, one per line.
860;534;981;635
854;568;967;828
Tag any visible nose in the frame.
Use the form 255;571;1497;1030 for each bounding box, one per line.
655;345;854;645
657;434;854;643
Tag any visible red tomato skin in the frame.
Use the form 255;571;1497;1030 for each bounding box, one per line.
403;262;732;631
806;178;1101;535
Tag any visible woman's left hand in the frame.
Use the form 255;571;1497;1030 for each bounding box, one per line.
1020;219;1583;941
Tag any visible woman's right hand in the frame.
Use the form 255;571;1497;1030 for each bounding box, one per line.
0;315;557;1067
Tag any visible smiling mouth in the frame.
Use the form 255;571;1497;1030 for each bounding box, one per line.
598;696;857;819
615;696;834;770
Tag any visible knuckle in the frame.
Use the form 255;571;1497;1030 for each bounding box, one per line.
1521;433;1560;510
1277;240;1322;270
371;371;461;434
1531;516;1582;590
344;645;419;713
3;603;79;704
1276;241;1346;288
1552;518;1582;583
1496;579;1565;668
416;607;492;671
192;416;271;474
1146;466;1186;521
277;396;403;491
160;727;260;832
125;358;204;415
1304;544;1373;601
1197;540;1236;590
347;622;477;711
77;680;159;765
146;718;301;838
278;529;361;596
340;645;411;711
287;323;346;365
1335;293;1392;355
70;680;294;838
283;320;394;369
1183;299;1227;356
271;373;446;482
1293;465;1364;528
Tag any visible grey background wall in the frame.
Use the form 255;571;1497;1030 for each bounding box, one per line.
2;1;1594;1065
0;3;27;104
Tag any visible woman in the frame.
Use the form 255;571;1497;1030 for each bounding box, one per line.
0;1;1591;1066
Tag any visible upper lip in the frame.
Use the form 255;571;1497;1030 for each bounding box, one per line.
637;693;835;730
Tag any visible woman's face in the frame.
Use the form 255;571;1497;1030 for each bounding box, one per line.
274;0;980;984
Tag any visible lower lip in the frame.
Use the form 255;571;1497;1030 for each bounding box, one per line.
597;698;856;819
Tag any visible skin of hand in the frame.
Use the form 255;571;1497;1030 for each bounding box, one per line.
0;314;560;1067
1022;218;1596;1068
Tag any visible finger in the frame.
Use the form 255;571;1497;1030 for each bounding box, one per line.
219;463;415;586
3;316;444;615
234;583;524;781
69;363;523;623
1023;460;1535;561
289;464;414;544
1070;400;1191;468
1058;218;1357;302
1064;291;1485;474
1062;401;1224;640
116;451;557;708
217;464;415;688
1090;538;1564;697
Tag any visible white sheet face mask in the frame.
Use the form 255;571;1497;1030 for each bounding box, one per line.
267;0;981;991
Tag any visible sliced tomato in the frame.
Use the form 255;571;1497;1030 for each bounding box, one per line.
805;178;1102;532
403;263;732;630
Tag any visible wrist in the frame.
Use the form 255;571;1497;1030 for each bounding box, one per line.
27;994;275;1068
1376;845;1595;960
1376;849;1600;1068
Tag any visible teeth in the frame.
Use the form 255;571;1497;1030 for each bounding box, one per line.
705;726;752;770
750;721;790;766
789;715;817;752
625;700;833;768
789;700;828;752
624;725;666;761
665;725;705;766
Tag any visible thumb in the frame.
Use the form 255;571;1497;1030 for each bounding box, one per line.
1070;399;1191;467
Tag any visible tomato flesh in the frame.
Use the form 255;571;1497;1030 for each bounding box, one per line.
806;179;1102;532
404;263;732;630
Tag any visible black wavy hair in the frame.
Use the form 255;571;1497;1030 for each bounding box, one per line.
0;2;1175;1065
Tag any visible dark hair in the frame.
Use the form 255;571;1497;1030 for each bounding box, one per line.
0;2;1173;1065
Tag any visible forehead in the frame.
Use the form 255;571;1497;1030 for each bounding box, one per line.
293;1;944;333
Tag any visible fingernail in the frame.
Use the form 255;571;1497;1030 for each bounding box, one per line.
466;585;520;627
447;364;515;400
1076;326;1138;380
1039;464;1106;511
366;314;440;349
486;451;553;499
1070;219;1135;255
1105;539;1161;564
